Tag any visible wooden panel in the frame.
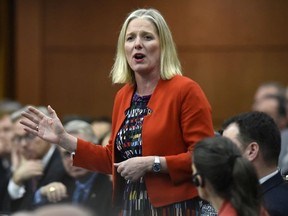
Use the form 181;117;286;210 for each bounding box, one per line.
44;50;121;118
44;0;130;47
15;0;43;104
167;1;288;46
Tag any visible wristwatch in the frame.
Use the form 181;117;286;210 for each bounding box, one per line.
152;156;161;172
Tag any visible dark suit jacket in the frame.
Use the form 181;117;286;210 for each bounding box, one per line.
8;148;74;213
76;173;117;216
0;158;11;214
261;171;288;216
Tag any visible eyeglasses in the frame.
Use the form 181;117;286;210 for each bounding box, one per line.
62;151;72;159
13;133;36;144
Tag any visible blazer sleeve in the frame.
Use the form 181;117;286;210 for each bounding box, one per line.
73;139;113;174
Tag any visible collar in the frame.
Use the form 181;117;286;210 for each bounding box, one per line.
42;145;56;168
259;169;279;184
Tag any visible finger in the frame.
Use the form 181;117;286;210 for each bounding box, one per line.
21;112;39;125
20;118;39;131
56;187;67;202
48;188;57;203
22;127;38;137
19;153;27;164
47;192;53;202
54;188;62;202
28;106;46;119
116;165;124;174
114;162;123;173
48;105;58;119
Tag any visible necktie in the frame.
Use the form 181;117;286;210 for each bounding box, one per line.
73;181;87;203
30;177;39;192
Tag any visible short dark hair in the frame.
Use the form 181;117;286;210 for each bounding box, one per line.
222;111;281;166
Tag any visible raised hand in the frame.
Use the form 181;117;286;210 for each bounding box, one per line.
20;105;77;152
20;106;64;145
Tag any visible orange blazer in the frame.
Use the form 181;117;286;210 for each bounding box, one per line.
73;75;214;207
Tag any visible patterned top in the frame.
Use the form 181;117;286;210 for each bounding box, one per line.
116;93;151;159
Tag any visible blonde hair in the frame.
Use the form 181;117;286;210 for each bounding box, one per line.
110;8;182;84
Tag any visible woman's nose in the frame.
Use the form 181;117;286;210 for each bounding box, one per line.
134;37;142;49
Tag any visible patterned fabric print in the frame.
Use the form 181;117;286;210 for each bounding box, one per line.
116;93;151;159
115;93;217;216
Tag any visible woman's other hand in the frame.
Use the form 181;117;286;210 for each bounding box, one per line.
114;156;155;182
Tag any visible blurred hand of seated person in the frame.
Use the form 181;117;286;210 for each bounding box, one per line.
10;134;44;194
12;158;43;189
39;182;67;203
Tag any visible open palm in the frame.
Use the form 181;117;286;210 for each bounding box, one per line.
20;105;65;145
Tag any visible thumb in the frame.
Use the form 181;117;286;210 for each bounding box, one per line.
12;149;26;170
18;152;27;164
11;147;20;170
48;105;58;119
114;162;120;167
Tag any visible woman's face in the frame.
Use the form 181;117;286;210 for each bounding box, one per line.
124;18;161;77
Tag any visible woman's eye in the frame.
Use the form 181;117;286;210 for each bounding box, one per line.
126;36;134;41
144;35;153;40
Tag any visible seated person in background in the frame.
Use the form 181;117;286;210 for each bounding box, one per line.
252;94;288;176
0;99;22;212
252;82;288;175
222;111;288;216
91;116;111;143
37;120;117;216
286;85;288;103
192;136;269;216
282;86;288;177
7;106;73;213
101;131;111;147
253;94;287;130
252;81;286;110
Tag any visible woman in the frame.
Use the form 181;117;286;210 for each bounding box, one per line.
21;8;214;215
192;136;269;216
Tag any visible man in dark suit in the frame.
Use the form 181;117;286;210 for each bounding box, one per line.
35;120;117;216
0;116;14;212
0;100;22;213
6;107;74;213
222;111;288;216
